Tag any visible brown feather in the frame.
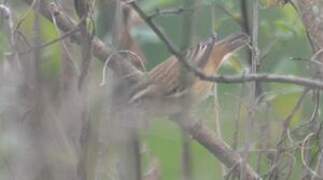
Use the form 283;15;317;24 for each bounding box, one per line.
131;32;249;103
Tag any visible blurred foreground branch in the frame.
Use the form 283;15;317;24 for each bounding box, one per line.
22;0;142;81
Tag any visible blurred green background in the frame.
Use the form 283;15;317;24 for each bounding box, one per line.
0;0;320;179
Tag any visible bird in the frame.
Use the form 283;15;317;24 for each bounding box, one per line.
127;32;250;117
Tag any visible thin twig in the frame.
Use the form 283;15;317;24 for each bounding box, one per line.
214;3;241;26
18;23;81;55
309;90;320;124
281;88;310;142
128;1;181;57
15;0;36;31
241;0;260;178
232;84;245;150
0;4;14;47
50;7;80;75
179;1;195;179
311;90;322;180
148;7;192;20
301;133;323;179
251;0;262;98
285;153;296;180
100;50;144;86
269;88;310;178
210;2;227;176
198;73;323;89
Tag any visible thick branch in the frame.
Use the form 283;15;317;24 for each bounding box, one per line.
179;120;261;180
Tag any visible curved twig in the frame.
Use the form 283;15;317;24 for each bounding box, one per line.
301;133;323;179
100;50;145;86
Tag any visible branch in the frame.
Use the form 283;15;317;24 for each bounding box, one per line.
128;1;181;57
202;73;323;89
179;119;261;180
0;4;14;48
294;0;323;62
251;0;260;94
179;1;195;179
148;7;192;20
22;0;143;81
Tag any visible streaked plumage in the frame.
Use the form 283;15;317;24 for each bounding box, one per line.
129;32;249;115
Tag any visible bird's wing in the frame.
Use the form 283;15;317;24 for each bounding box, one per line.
129;33;249;102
